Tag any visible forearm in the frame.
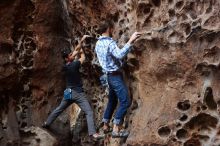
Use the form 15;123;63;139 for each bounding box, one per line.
75;35;90;51
69;47;81;60
69;51;78;60
70;39;84;59
112;43;132;59
75;40;83;51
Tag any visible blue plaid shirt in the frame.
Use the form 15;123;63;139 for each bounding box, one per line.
95;36;132;72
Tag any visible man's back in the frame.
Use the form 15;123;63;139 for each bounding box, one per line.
95;36;131;72
63;60;83;92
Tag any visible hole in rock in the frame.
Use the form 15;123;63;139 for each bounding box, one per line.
36;138;41;142
143;7;151;14
184;138;201;146
91;99;97;103
113;12;120;22
176;123;182;127
185;113;218;130
198;135;209;141
192;21;197;27
205;6;212;14
177;100;190;111
201;105;207;110
131;100;138;110
168;9;175;18
119;30;123;36
168;0;173;4
151;0;161;7
158;126;171;137
137;3;152;17
128;58;139;69
175;1;184;10
127;8;131;12
117;0;126;4
205;33;218;43
204;87;217;110
179;114;188;122
176;129;188;139
185;24;191;36
119;19;125;27
180;14;188;21
196;106;201;112
163;20;169;25
188;11;197;19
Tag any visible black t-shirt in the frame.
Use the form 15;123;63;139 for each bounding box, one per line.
63;60;83;92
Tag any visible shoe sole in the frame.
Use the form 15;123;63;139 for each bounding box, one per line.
111;134;129;138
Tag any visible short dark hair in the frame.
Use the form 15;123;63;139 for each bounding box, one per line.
61;48;71;59
98;20;114;34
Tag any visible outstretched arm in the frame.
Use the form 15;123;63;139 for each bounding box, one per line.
69;35;90;60
111;32;142;59
75;35;90;51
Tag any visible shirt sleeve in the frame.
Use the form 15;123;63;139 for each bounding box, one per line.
109;41;132;59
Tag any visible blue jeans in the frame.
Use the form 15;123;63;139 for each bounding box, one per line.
102;73;131;125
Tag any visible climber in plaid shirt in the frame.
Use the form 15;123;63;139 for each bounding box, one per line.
95;37;131;72
95;20;142;138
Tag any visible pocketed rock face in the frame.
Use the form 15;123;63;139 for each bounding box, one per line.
0;0;72;145
0;0;220;146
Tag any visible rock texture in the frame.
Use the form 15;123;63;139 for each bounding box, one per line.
0;0;220;146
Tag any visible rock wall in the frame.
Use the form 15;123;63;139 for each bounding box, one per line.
0;0;220;146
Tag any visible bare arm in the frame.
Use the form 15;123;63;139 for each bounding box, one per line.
69;35;90;60
110;32;142;59
79;48;86;64
68;49;79;60
75;35;90;51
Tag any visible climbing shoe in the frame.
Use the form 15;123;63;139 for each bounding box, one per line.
111;130;129;138
41;122;50;129
91;133;105;141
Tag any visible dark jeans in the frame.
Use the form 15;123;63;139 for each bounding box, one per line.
45;91;96;135
102;73;131;125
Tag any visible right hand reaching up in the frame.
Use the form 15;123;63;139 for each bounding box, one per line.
128;32;142;44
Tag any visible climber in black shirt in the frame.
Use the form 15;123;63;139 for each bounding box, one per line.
63;54;83;92
42;35;104;140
